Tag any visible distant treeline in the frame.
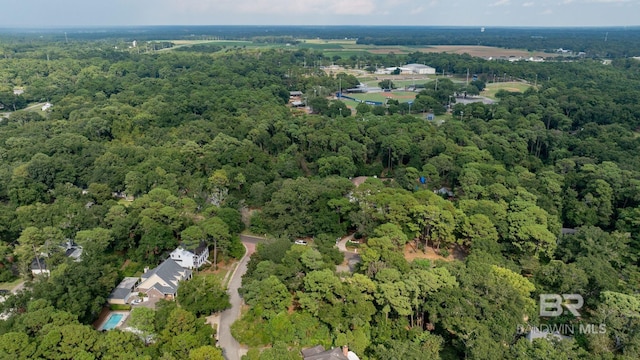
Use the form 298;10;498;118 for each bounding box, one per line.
356;27;640;58
2;26;640;58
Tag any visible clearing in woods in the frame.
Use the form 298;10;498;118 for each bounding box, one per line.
482;82;533;99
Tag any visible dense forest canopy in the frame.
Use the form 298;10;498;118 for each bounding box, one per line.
0;27;639;359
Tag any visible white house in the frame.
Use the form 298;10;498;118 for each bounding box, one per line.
170;242;209;270
41;103;52;111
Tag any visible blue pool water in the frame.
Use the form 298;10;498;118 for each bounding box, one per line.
102;313;123;330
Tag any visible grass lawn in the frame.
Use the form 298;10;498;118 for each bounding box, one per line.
323;50;371;58
0;278;22;291
346;91;416;104
303;39;357;45
482;82;532;100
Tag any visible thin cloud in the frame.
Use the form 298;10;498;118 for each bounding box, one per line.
490;0;511;6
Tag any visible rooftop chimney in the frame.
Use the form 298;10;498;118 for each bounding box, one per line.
342;345;348;357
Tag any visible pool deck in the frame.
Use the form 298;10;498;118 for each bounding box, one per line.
97;310;130;331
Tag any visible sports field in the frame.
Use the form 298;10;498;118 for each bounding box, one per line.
482;82;532;99
344;91;416;104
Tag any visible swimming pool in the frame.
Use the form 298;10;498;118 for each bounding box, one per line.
102;313;124;330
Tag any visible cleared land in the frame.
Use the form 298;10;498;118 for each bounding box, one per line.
482;81;532;99
164;38;551;60
301;40;550;58
345;91;416;104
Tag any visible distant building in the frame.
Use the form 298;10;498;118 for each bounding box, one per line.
289;91;304;106
41;103;52;111
13;89;24;96
404;63;436;75
526;329;572;342
63;240;83;261
436;187;454;198
376;64;435;75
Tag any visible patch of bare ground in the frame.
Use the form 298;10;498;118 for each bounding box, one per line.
241;207;258;228
198;259;234;276
403;243;466;262
416;45;548;58
119;259;131;271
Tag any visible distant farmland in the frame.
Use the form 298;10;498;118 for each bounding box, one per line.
165;38;549;60
298;40;550;59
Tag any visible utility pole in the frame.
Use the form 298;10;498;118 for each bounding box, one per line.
466;68;470;85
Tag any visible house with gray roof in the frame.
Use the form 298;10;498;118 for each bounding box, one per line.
302;346;360;360
136;258;192;300
107;277;140;305
30;257;50;276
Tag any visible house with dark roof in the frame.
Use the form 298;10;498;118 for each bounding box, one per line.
107;277;140;305
170;242;209;269
30;240;83;276
30;257;50;276
63;240;83;261
561;228;577;236
526;329;572;342
136;258;192;300
301;346;360;360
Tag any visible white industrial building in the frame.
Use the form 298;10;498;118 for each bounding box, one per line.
404;63;436;74
375;64;436;75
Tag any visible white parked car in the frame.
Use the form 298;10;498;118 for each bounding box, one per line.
294;240;308;246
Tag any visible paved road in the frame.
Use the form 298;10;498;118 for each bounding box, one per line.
336;235;362;273
218;234;263;360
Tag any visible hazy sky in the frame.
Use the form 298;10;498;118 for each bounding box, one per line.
3;0;639;27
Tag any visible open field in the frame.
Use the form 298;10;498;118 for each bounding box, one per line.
298;40;550;58
164;38;550;60
0;278;22;291
346;91;416;104
402;45;547;58
303;39;357;45
482;81;533;99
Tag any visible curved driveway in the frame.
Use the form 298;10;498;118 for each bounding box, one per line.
218;234;360;358
218;234;263;360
